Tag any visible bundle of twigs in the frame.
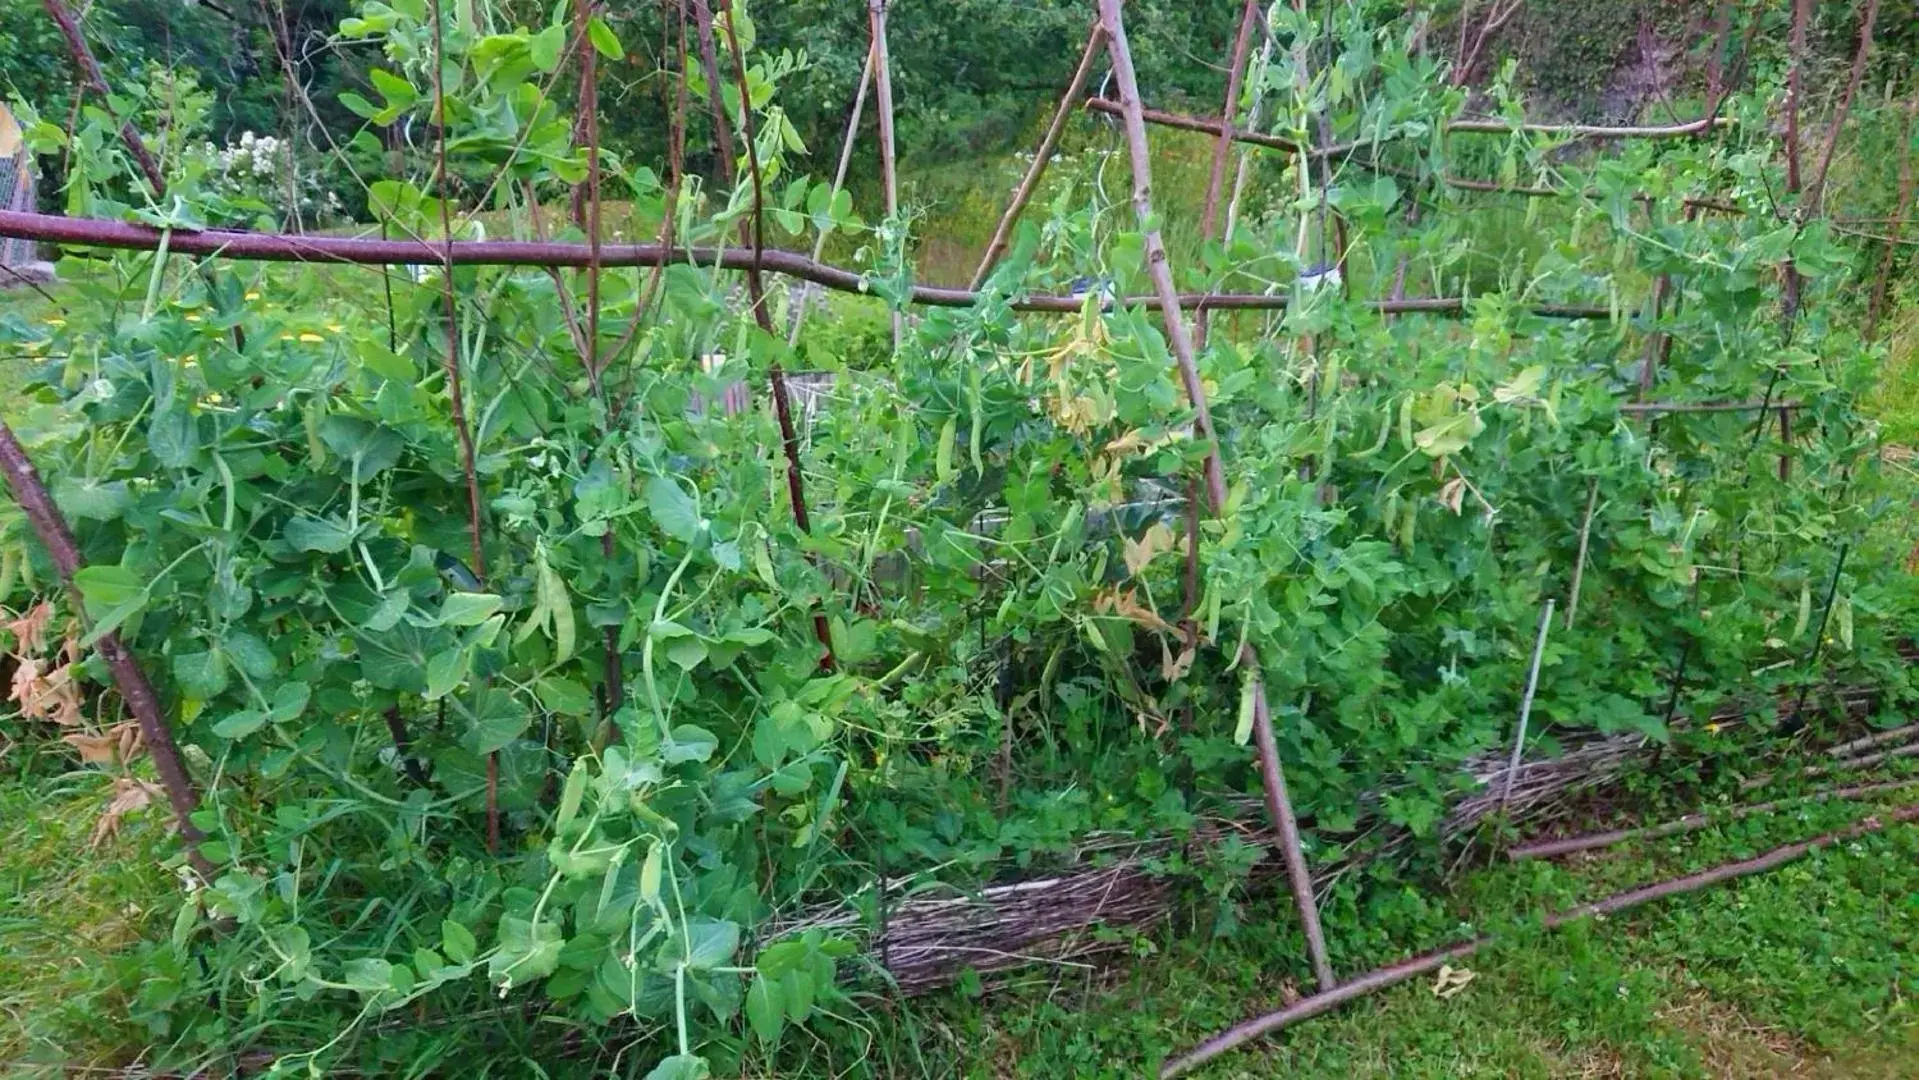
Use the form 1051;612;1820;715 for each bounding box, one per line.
777;658;1914;995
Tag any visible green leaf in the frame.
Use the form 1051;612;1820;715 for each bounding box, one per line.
284;515;357;553
489;916;563;988
439;591;504;627
529;22;565;70
665;635;707;671
173;649;229;700
462;690;529;754
441;919;478;964
211;709;267;740
341;957;394;994
662;724;718;764
647;475;701;544
534;675;591;715
746;975;785;1044
425;647;468;701
781;966;815;1021
74;565;145;626
642;1056;709;1080
683;917;740;970
586;15;624;59
268;681;311;722
53;477;132;521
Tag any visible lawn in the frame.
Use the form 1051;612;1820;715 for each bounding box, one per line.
5;758;1915;1076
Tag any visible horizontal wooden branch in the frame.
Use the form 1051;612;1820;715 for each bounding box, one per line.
1087;97;1731;151
1506;778;1919;860
1089;100;1743;212
1619;399;1805;414
1161;803;1919;1077
0;210;1611;319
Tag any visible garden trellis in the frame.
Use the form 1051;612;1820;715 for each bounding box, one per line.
0;0;1915;1074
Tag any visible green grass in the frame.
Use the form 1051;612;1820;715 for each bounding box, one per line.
855;784;1919;1079
0;763;175;1071
10;758;1913;1076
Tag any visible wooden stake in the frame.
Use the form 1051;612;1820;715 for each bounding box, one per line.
715;0;837;670
690;0;737;186
0;423;213;876
867;0;903;351
789;39;874;346
1097;0;1330;995
1564;479;1599;630
1500;599;1555;809
1866;94;1918;341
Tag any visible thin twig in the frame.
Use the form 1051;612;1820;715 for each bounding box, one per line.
1564;480;1599;630
1500;599;1556;809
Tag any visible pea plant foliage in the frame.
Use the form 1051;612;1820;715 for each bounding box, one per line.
0;0;1914;1074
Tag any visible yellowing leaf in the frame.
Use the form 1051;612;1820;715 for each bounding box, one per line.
1122;522;1177;578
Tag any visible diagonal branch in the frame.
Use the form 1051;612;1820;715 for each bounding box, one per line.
970;23;1103;290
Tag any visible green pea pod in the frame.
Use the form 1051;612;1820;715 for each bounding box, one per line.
1397;394;1414;451
1351;401;1393;459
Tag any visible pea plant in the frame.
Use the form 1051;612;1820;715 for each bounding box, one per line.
0;0;1914;1074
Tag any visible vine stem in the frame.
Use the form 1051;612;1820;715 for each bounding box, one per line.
969;22;1104;291
713;0;836;671
1097;0;1328;994
1163;804;1919;1076
0;423;214;876
1499;599;1556;810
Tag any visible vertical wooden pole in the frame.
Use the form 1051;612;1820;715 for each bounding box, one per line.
690;0;737;186
1865;94;1917;342
715;0;838;670
1096;0;1333;994
0;424;213;875
867;0;903;350
789;40;874;345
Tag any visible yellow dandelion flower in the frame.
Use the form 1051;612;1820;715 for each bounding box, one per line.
45;317;66;328
297;332;326;344
1705;723;1722;734
184;314;202;323
325;322;345;334
245;291;261;301
279;333;296;342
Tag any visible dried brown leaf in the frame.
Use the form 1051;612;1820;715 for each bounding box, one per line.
1122;522;1177;578
5;601;53;654
91;776;163;848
